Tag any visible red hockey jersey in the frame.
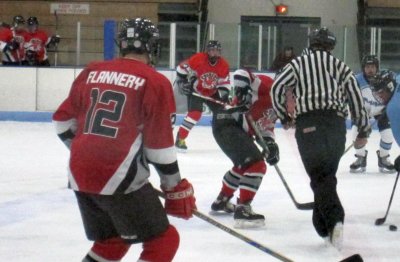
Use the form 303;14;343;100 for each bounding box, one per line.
53;58;180;195
25;29;50;62
0;27;29;63
245;74;277;139
176;52;230;97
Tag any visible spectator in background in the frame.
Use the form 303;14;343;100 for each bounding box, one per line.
269;46;296;72
0;15;29;65
25;16;60;66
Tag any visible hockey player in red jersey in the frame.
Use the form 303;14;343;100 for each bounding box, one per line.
209;69;279;228
175;40;230;151
0;15;29;65
53;18;196;262
25;16;60;66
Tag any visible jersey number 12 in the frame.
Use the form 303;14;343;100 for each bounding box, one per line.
84;88;126;138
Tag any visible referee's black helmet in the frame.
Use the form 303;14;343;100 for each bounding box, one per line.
309;27;336;51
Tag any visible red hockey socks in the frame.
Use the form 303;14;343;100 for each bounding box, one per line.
139;225;180;262
177;110;202;140
83;226;179;262
84;237;130;261
221;166;244;197
238;160;266;204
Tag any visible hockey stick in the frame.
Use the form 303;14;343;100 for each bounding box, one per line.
273;164;314;210
183;68;240;111
191;92;243;111
156;189;294;262
246;114;314;210
192;92;228;107
192;93;313;210
343;118;378;156
11;29;22;65
375;171;400;226
343;142;354;155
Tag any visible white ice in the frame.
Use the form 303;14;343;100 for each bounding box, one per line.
0;121;399;262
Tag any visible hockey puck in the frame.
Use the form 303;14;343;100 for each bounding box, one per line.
389;224;397;231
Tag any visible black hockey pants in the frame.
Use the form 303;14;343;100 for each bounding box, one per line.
212;113;264;168
295;110;346;237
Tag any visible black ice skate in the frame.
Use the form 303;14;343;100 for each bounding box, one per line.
377;150;396;174
349;151;367;173
210;193;236;214
233;202;265;228
175;133;187;152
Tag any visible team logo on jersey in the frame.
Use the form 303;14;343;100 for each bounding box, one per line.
26;38;42;52
200;72;218;89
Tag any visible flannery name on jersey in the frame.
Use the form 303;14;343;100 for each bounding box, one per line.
87;71;145;90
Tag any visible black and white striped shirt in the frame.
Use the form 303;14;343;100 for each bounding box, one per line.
271;50;370;134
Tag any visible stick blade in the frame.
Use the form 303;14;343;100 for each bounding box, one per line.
375;217;386;226
339;254;363;262
297;202;314;210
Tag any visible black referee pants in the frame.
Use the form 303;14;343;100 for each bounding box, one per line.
295;110;346;237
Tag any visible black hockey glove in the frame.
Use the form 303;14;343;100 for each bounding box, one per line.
394;155;400;172
234;84;252;109
3;40;19;52
281;116;295;130
52;35;61;44
181;81;194;95
26;50;38;65
177;75;196;96
263;137;280;165
47;35;61;48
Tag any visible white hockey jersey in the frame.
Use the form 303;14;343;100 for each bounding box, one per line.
355;73;385;117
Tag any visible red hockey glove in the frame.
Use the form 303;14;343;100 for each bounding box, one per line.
163;179;196;219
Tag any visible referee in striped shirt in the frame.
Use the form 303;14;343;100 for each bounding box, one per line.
271;27;370;249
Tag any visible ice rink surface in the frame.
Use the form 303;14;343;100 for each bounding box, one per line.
1;121;399;262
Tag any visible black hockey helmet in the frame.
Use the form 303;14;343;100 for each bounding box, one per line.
233;69;253;107
206;40;222;51
361;55;379;71
27;17;39;33
206;40;222;65
370;70;396;93
309;27;336;51
12;15;25;27
27;16;39;26
118;18;160;65
233;68;253;88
